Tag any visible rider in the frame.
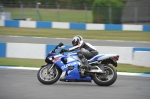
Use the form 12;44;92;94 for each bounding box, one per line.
63;35;99;71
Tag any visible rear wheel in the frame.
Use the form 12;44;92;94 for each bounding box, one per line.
37;64;61;85
91;65;117;86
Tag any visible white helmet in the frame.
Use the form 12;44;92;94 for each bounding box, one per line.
72;35;83;46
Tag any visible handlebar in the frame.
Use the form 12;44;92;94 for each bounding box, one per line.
52;42;64;53
51;42;78;54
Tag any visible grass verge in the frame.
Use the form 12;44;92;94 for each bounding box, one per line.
0;57;150;73
0;27;150;42
5;8;93;23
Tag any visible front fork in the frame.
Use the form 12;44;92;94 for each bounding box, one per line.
47;64;55;74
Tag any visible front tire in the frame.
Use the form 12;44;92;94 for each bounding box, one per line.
91;65;117;86
37;65;61;85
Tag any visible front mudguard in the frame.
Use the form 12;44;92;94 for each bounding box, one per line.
41;64;48;67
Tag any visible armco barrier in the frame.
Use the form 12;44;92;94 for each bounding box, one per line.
6;43;46;59
0;42;6;57
132;48;150;67
0;42;150;67
94;46;133;64
0;20;150;31
132;51;150;67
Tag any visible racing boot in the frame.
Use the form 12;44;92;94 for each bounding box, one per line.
77;52;92;72
80;59;91;72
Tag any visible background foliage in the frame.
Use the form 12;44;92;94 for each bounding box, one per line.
0;0;125;6
92;0;125;23
0;0;126;23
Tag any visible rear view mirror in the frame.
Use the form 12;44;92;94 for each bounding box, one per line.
58;42;64;47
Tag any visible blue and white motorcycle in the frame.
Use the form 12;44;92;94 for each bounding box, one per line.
37;42;119;86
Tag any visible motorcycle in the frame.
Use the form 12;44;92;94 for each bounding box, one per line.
37;42;119;86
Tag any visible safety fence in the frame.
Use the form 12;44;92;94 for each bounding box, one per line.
0;3;150;24
0;42;150;67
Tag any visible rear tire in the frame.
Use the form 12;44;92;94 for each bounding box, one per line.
91;65;117;86
37;65;61;85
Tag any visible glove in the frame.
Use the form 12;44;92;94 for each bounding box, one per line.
61;49;68;53
63;49;68;52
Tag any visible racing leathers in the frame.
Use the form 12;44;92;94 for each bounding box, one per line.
68;40;99;70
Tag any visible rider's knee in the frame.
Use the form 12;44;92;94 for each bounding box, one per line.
77;52;84;59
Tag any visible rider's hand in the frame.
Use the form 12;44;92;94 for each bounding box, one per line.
61;49;68;53
63;49;68;52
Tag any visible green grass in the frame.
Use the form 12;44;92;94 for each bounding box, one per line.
4;8;93;23
0;27;150;42
0;57;150;73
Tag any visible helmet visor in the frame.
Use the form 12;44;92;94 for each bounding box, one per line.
72;39;78;46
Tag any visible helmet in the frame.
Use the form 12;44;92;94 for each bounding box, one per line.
72;35;83;46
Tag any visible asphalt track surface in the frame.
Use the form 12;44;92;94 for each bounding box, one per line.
0;69;150;99
0;35;150;47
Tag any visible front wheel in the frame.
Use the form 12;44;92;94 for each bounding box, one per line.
37;64;61;85
91;65;117;86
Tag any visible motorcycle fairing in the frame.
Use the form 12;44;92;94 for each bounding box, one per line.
54;54;91;81
88;55;104;62
89;54;119;62
51;53;118;82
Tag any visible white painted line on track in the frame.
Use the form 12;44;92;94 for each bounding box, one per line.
0;66;39;70
0;66;150;77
